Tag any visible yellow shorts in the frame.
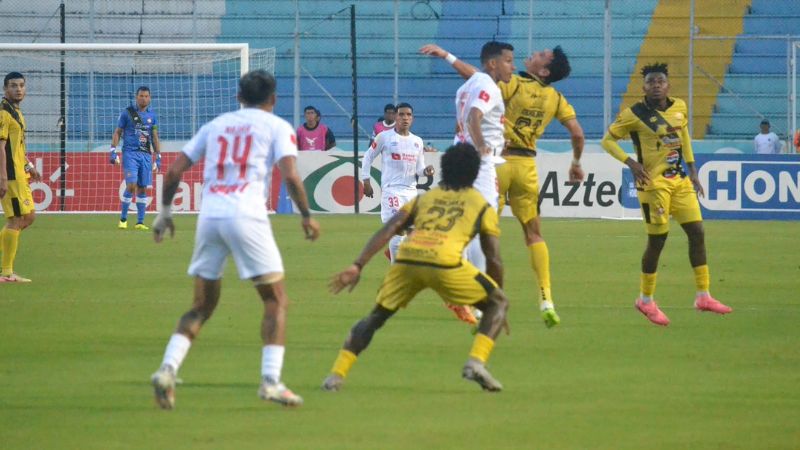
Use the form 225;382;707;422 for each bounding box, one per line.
376;261;498;311
496;155;539;224
637;178;703;235
1;179;34;218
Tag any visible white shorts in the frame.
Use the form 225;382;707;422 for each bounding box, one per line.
188;216;284;280
381;188;418;223
474;157;499;208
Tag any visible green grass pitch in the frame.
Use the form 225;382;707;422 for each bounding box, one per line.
0;214;798;449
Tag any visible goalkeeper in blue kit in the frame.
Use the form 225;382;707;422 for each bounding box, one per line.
110;86;161;230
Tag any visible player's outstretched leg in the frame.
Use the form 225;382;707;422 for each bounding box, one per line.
151;364;177;409
321;305;395;391
462;289;508;392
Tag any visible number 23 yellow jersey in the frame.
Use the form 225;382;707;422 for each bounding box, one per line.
395;186;500;267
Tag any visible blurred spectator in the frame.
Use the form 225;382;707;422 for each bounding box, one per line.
754;119;781;154
297;105;335;150
371;103;397;143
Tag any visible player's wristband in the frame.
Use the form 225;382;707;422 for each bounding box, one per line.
110;146;117;153
300;210;311;219
24;161;34;172
571;158;581;167
353;261;364;271
445;53;458;65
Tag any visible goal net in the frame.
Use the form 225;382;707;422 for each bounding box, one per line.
0;43;275;213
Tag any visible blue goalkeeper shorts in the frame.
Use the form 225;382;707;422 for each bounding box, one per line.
122;151;153;187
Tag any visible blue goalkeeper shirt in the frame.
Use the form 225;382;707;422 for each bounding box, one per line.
117;106;158;153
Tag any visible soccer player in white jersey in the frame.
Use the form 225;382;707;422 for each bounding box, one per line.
453;41;515;272
149;70;320;409
360;102;434;261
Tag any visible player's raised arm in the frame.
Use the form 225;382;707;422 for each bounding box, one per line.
278;155;320;241
420;44;479;80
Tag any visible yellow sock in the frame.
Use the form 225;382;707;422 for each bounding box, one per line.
1;228;20;276
468;333;495;364
693;265;710;292
529;242;552;304
640;273;657;298
330;349;358;378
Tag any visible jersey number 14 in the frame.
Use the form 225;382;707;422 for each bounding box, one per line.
216;134;253;180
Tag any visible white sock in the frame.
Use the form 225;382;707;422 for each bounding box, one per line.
696;290;710;298
261;345;285;383
161;333;191;372
639;294;653;304
388;235;404;262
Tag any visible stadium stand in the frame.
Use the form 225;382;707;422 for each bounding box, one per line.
707;0;800;139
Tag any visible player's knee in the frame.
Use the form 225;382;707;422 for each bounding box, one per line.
647;233;668;251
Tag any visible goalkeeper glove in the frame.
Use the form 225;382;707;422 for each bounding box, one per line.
109;147;120;165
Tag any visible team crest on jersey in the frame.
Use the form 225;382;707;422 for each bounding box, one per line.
479;90;490;102
147;118;152;123
391;153;401;160
649;117;658;123
674;113;684;120
655;206;665;216
23;199;31;206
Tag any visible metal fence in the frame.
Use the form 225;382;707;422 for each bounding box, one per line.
1;0;798;148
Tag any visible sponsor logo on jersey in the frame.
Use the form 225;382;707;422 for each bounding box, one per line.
666;150;680;165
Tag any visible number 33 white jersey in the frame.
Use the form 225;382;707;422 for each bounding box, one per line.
182;108;298;219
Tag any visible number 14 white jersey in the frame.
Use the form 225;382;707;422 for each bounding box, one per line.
182;107;298;219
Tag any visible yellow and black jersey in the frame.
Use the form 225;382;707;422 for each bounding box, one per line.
499;72;576;152
0;98;28;182
395;186;500;267
606;97;696;190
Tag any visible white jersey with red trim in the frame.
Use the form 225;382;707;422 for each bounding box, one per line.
454;72;505;152
454;72;504;207
360;128;427;192
182;107;297;219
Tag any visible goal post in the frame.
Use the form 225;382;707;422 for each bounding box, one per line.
0;43;275;213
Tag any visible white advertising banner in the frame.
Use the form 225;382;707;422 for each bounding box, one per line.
292;151;641;219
